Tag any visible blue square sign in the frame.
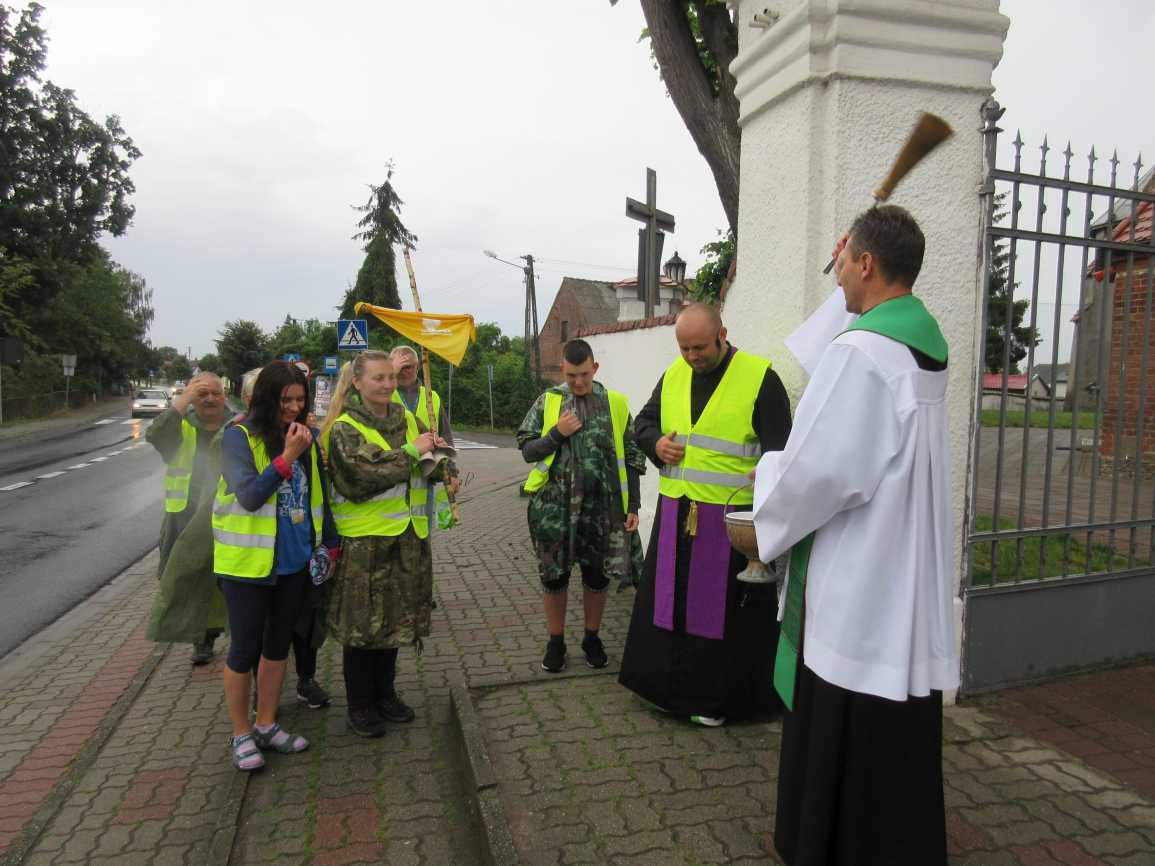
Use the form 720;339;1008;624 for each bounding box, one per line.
323;355;338;373
337;319;368;350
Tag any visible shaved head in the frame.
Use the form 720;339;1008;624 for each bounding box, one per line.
674;302;728;374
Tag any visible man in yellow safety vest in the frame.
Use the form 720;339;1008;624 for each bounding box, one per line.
618;303;793;726
517;339;645;673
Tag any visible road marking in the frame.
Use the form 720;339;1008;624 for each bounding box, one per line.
455;439;497;450
37;472;66;479
106;451;124;457
94;419;118;425
122;419;143;425
68;463;92;470
0;481;33;491
90;457;108;462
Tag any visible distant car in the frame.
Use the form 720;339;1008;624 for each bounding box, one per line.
132;389;170;418
170;380;186;396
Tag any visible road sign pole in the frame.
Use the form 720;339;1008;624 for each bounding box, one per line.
0;363;4;425
486;363;494;429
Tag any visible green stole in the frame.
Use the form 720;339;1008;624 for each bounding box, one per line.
773;293;947;709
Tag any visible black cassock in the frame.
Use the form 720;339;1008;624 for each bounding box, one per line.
618;346;792;719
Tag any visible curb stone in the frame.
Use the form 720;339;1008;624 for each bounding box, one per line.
450;671;520;866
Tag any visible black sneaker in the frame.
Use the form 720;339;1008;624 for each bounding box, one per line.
581;633;608;669
376;692;416;724
347;707;386;738
541;639;567;673
190;635;216;666
296;677;331;709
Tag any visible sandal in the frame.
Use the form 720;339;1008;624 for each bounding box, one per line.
253;722;309;754
230;732;265;771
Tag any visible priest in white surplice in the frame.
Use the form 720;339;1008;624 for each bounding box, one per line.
751;206;957;866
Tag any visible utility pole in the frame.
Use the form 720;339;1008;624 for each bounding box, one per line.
523;254;541;387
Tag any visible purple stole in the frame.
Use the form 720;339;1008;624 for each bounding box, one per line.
652;495;730;640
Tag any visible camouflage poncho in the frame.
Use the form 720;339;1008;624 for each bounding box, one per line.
517;381;646;591
325;398;435;649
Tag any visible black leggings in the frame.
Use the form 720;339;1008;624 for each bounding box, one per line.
219;571;310;674
342;646;399;711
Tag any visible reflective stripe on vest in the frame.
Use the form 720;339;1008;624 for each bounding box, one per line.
211;425;324;579
522;388;631;513
328;411;429;539
164;419;198;513
392;387;441;432
658;351;769;505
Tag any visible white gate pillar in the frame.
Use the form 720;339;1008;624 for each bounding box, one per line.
724;0;1009;694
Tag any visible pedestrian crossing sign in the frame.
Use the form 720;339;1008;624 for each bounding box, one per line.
337;319;368;351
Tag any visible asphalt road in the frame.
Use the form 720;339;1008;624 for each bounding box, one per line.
0;413;164;659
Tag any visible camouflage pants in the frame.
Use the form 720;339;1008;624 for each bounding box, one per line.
526;481;641;594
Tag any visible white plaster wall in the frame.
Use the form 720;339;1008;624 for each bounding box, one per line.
585;324;677;545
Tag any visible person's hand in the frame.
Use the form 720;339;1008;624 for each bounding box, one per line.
831;231;850;265
446;475;461;496
656;431;685;465
555;410;582;437
747;467;756;482
624;513;639;533
281;422;313;463
412;432;436;455
434;435;450;450
176;372;216;414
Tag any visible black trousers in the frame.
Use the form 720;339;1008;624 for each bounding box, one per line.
218;571;309;674
292;634;317;679
342;646;399;711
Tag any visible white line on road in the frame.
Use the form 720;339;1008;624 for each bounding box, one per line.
0;481;33;491
94;419;118;425
121;419;145;425
36;472;66;479
90;457;108;462
67;464;92;470
455;439;498;450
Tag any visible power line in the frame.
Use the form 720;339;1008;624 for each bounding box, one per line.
534;256;635;274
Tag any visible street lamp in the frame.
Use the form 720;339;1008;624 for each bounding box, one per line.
483;248;541;386
664;251;687;285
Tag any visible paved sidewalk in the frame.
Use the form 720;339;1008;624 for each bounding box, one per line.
0;445;1153;865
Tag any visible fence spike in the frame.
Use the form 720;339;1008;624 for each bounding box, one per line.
1062;142;1073;180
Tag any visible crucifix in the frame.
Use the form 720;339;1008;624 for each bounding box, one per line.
626;167;675;319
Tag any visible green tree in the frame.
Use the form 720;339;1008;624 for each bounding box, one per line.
339;163;417;323
612;0;739;234
689;230;734;304
196;352;222;374
268;316;337;372
169;354;193;382
216;320;268;396
985;194;1036;373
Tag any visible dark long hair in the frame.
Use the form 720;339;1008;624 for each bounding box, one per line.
246;361;310;460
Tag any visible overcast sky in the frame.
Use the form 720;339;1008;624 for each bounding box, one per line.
33;0;1155;361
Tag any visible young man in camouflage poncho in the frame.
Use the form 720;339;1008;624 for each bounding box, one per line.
518;339;645;673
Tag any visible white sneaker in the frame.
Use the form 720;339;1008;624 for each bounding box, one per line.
690;714;726;727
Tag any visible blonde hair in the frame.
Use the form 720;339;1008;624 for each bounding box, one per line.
318;351;391;448
240;367;263;406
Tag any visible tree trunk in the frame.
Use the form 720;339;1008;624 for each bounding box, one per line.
638;0;741;235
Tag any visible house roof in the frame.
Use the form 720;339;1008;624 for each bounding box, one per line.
1033;363;1069;386
982;372;1029;392
578;313;678;338
551;277;619;329
1091;165;1155;230
1111;200;1152;245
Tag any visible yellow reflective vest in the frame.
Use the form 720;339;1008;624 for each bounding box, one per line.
164;418;197;513
212;425;324;579
658;351;770;506
392;387;452;529
327;411;429;540
523;388;632;513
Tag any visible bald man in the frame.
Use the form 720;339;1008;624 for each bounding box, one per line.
618;303;792;725
145;372;233;664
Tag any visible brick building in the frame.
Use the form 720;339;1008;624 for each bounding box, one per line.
1100;196;1154;472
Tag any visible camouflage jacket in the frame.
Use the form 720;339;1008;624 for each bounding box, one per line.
325;398;433;648
516;381;645;512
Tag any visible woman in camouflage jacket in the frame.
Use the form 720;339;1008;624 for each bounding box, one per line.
321;351;444;739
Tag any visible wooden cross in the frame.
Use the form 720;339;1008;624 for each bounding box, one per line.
626;167;675;319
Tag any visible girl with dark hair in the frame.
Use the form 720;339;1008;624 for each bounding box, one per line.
213;360;339;771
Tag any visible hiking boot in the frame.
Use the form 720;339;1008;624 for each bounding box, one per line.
581;633;608;669
376;692;416;724
296;677;331;709
541;638;567;673
191;634;217;666
347;707;386;738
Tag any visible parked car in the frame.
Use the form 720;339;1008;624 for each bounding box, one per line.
132;388;171;418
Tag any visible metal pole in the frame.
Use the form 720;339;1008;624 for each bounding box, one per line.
487;364;494;429
0;364;4;425
524;254;541;386
65;375;70;409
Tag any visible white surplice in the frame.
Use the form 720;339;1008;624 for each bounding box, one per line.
752;323;959;702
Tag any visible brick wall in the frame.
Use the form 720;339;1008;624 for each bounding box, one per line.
539;285;584;383
1101;261;1154;459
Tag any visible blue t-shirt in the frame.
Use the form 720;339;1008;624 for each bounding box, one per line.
275;457;313;575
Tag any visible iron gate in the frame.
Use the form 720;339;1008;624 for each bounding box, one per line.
963;100;1155;693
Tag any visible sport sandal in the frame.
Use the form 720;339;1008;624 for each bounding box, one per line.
230;732;265;771
252;722;309;754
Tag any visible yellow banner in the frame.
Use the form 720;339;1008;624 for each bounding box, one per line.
353;303;477;366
